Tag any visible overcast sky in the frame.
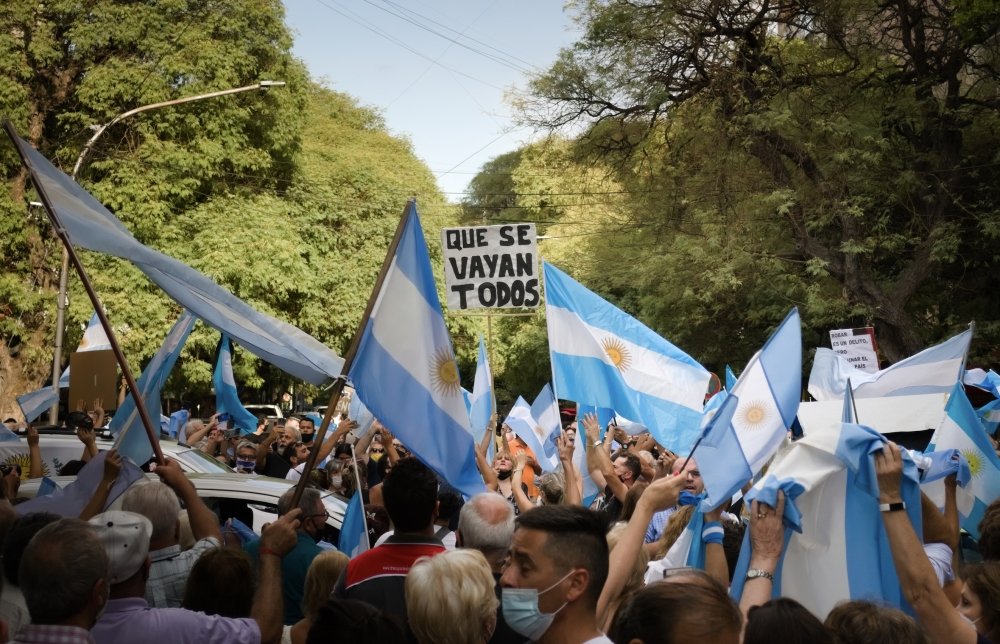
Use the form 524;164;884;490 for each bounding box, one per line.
283;1;580;201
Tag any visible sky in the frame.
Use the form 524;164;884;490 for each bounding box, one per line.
282;1;581;201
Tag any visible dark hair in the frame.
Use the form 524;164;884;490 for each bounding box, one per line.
382;457;438;533
65;411;93;431
825;600;928;644
4;513;61;585
437;491;462;522
364;504;391;548
615;453;641;481
59;460;86;476
723;520;746;582
515;505;609;606
620;482;648;523
182;548;254;618
965;563;1000;644
745;598;832;644
979;498;1000;561
334;444;353;459
609;578;742;643
307;598;407;644
377;454;392;480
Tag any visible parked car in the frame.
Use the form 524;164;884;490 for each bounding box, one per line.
243;404;283;423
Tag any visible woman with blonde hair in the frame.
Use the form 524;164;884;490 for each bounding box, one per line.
285;550;350;644
405;548;498;644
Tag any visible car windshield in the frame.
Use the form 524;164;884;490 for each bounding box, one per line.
173;448;233;474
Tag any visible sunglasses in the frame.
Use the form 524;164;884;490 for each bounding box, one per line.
371;448;385;454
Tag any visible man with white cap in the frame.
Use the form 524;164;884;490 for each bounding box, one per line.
89;508;301;644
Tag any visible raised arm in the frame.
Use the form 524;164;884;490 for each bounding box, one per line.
475;428;498;492
703;502;730;588
252;509;300;644
79;450;122;521
876;442;976;644
154;457;222;543
27;426;42;479
314;418;357;464
511;452;536;514
556;431;581;506
738;492;786;624
583;414;627;502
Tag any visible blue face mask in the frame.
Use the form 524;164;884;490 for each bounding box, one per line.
501;571;573;640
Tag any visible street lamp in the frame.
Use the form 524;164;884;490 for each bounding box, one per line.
48;80;286;424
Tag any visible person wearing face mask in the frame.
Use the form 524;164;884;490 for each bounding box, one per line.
245;487;329;626
499;504;612;644
233;440;258;474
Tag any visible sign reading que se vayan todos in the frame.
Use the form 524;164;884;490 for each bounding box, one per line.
441;224;539;310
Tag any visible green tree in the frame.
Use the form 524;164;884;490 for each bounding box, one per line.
523;0;1000;365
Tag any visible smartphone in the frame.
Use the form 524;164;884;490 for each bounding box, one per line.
223;428;238;440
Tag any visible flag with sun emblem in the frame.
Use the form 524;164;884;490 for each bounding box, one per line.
348;203;485;498
729;308;802;474
543;262;711;453
924;383;1000;539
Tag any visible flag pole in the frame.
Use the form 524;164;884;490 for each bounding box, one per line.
289;199;415;508
3;121;164;464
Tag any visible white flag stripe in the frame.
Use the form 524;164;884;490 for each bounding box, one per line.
731;354;786;473
856;358;966;398
369;259;469;430
547;305;709;409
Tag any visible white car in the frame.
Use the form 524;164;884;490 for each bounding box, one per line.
17;472;348;542
0;432;234;478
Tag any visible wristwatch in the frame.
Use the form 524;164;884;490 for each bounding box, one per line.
593;439;603;447
878;501;906;512
745;569;774;583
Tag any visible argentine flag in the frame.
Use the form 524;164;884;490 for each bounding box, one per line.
112;310;196;465
468;335;494;436
532;384;562;471
348;203;485;498
924;383;1000;539
338;489;370;558
729;420;923;618
213;335;260;434
809;328;972;401
544;262;711;453
348;390;376;439
730;308;802;474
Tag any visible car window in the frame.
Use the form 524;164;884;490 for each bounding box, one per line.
172;449;233;474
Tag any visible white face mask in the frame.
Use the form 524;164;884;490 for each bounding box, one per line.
331;475;342;489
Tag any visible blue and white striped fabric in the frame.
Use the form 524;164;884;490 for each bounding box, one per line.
729;421;922;618
725;365;738;392
924;383;1000;539
809;329;972;401
15;388;56;424
978;398;1000;435
58;312;112;387
348;203;485;498
729;308;802;474
532;384;561;471
168;410;189;440
9;131;344;386
111;310;196;465
504;396;557;471
693;394;747;512
468;335;494;437
543;262;711;453
348;390;376;439
965;369;1000;398
338;489;370;558
213;334;260;434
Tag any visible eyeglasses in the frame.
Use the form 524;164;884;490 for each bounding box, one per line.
371;448;385;454
306;510;330;522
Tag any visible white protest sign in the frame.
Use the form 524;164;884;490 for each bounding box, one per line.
829;326;879;374
441;224;540;310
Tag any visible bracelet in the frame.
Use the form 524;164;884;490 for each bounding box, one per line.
702;521;724;545
259;546;281;559
878;501;906;512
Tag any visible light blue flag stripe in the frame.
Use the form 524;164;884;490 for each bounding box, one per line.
338;489;369;558
348;203;485;498
10;132;343;386
112;310;196;465
16;388;57;424
348;391;376;439
725;365;738;392
468;336;493;437
213;335;260;434
978;398;1000;434
694;394;748;512
532;384;561;469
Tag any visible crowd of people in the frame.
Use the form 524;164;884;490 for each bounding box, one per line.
0;403;997;644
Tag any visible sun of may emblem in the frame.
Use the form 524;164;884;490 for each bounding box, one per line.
430;347;461;396
601;337;632;372
738;400;769;430
963;448;984;479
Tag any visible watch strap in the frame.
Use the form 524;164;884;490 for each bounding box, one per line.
879;501;906;512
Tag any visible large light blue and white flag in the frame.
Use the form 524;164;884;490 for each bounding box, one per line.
532;384;561;471
809;329;972;401
348;390;376;439
694;394;747;512
924;383;1000;539
111;310;196;465
729;308;802;474
338;489;370;558
965;369;1000;398
729;420;923;618
468;335;494;437
544;262;711;453
14;450;144;517
8;131;343;386
503;396;552;469
213;335;260;434
347;203;485;498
